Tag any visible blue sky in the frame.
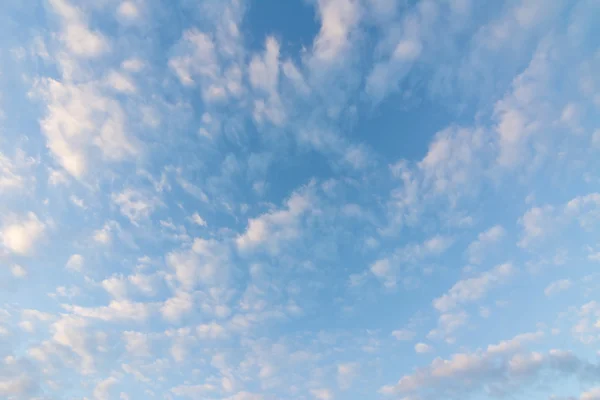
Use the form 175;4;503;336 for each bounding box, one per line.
0;0;600;399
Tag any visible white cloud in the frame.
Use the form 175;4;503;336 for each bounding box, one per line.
19;310;54;334
380;331;585;398
70;195;86;209
223;392;263;400
433;263;514;312
65;254;84;272
11;264;27;278
581;387;600;400
122;331;151;357
415;343;433;354
48;168;69;185
64;300;151;322
50;315;96;373
106;70;136;93
121;58;145;72
518;205;556;248
365;1;437;102
93;223;113;244
428;311;468;342
167;238;230;290
93;377;117;400
196;322;228;340
117;1;141;21
0;370;36;398
160;290;193;322
128;272;158;296
112;188;161;225
544;279;573;297
571;301;600;344
370;258;395;288
171;383;217;397
169;28;237;105
1;212;45;255
249;37;285;125
466;225;505;264
337;362;359;390
393;39;422;61
189;212;207;226
36;79;137;178
418;126;487;199
392;329;416;341
249;37;280;95
48;0;109;58
0;150;34;191
492;42;554;168
236;188;314;253
311;0;361;65
101;275;128;299
310;388;334;400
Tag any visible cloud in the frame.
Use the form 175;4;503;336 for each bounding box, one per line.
65;254;84;272
433;263;515;313
48;0;109;58
415;343;433;354
428;311;469;343
49;315;98;373
10;264;27;278
223;393;264;400
64;300;152;322
544;279;573;297
1;212;45;255
236;187;314;253
0;357;38;398
167;238;231;290
492;42;551;168
392;329;416;341
36;79;138;178
93;376;117;400
160;290;193;322
196;321;228;340
570;301;600;345
310;0;361;65
101;275;129;299
171;383;217;397
0;150;35;191
116;1;141;22
93;223;113;244
368;235;454;288
364;0;437;102
518;205;557;248
418;126;488;200
466;225;505;264
122;331;151;357
106;70;136;93
581;387;600;400
380;331;594;399
249;37;285;126
337;362;359;390
311;388;334;400
370;258;395;288
189;212;207;226
112;188;162;225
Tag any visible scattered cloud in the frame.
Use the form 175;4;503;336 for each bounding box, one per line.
544;279;573;297
1;212;45;255
433;263;515;313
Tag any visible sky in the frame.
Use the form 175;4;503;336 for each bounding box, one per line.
0;0;599;399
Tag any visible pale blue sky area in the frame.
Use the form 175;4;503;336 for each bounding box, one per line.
0;0;599;399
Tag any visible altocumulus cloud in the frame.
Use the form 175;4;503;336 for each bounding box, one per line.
0;0;599;399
